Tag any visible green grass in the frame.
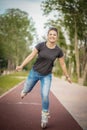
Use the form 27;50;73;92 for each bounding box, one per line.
0;71;28;96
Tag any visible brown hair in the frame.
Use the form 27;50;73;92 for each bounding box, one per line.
48;27;58;35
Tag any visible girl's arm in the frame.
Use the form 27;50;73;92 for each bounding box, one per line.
16;48;38;71
58;57;72;83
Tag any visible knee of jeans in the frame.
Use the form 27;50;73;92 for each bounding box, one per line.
23;80;33;93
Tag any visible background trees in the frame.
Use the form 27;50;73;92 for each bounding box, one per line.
0;8;36;73
41;0;87;85
0;1;87;86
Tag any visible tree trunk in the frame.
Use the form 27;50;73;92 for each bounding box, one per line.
7;59;14;70
82;62;87;85
74;20;80;82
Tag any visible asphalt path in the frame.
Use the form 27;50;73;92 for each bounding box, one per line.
0;81;83;130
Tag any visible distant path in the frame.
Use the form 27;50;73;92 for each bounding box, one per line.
0;79;83;130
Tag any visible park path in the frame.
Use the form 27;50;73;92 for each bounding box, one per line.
0;76;85;130
51;77;87;130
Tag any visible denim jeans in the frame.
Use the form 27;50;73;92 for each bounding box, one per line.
22;68;52;112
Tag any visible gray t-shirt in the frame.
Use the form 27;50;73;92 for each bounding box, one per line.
33;42;63;75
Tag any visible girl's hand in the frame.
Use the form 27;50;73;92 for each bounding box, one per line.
16;65;23;71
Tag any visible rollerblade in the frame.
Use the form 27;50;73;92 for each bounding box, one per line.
41;111;50;129
21;91;27;99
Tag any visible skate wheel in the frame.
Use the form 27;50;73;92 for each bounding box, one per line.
41;122;47;129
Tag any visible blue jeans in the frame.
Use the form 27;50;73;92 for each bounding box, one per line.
22;68;52;112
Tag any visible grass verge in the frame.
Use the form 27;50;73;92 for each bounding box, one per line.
0;71;28;96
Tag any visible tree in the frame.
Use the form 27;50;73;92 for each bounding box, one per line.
41;0;87;83
0;8;36;71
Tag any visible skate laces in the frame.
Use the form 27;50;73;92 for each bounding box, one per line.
41;111;50;123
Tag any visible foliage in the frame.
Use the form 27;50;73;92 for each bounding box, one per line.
41;0;87;85
0;8;36;71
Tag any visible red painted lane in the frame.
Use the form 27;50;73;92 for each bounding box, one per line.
0;82;83;130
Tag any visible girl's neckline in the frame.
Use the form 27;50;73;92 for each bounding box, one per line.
45;42;57;50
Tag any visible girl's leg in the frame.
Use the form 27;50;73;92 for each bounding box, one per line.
40;74;52;128
40;74;52;112
21;69;39;98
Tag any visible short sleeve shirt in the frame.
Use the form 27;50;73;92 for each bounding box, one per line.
33;42;63;75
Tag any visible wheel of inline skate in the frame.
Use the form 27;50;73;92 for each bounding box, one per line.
41;122;47;129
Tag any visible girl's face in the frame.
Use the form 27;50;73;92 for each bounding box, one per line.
47;30;58;43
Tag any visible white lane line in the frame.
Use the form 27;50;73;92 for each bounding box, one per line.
4;102;41;106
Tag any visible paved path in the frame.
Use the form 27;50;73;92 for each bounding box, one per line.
0;76;85;130
51;77;87;130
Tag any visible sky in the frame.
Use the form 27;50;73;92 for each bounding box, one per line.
0;0;51;40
